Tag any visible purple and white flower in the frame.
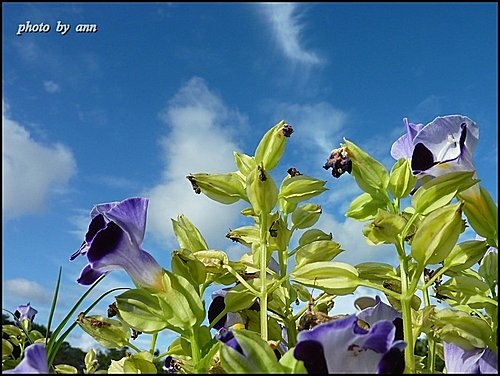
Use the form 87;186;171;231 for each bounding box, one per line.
443;341;498;374
4;343;49;374
70;197;164;291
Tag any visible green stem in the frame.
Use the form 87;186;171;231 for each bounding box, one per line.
421;274;435;373
190;328;201;367
222;264;260;296
150;332;158;355
126;341;142;353
259;212;269;341
397;243;416;374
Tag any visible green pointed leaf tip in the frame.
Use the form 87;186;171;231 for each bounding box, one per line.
411;202;465;265
344;139;390;196
171;249;207;286
187;172;247;205
298;228;332;246
388;158;418;199
234;151;257;177
254;120;293;171
171;214;208;251
412;171;477;215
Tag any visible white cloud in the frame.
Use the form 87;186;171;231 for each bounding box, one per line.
2;101;77;219
260;3;322;65
2;278;52;304
43;80;61;93
144;77;249;250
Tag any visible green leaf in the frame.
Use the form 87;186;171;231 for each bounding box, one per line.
355;262;399;284
412;171;477;215
234;151;257;177
279;348;308;374
225;284;259;312
362;209;407;245
2;339;13;360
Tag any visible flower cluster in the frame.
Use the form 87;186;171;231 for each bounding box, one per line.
3;116;497;374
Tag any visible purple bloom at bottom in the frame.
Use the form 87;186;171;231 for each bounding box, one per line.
444;342;498;374
4;343;49;374
294;296;405;374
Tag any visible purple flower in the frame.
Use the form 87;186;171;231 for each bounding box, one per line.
208;288;246;330
444;342;498;374
70;197;164;291
294;296;405;373
390;118;424;160
14;302;38;324
391;115;479;179
4;343;49;374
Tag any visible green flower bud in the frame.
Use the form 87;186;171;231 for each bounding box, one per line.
388;158;418;199
346;192;388;221
298;228;332;246
171;249;207;286
412;171;477;215
278;175;327;205
76;313;130;348
362;209;407;245
433;308;493;350
294;239;343;267
411;202;465;265
292;203;322;229
343;139;390;199
479;247;498;290
443;240;488;272
246;164;278;215
192;250;229;274
355;262;398;284
254;120;293;171
226;225;260;248
187;172;247;205
436;274;490;307
291;261;360;295
108;352;158;374
84;348;99;374
268;215;290;252
458;184;498;247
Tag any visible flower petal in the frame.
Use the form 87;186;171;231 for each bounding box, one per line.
4;343;49;374
293;340;328;374
97;197;148;247
391;118;424;160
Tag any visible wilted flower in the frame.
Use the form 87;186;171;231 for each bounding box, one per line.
443;341;498;374
14;302;38;326
70;197;164;291
4;343;49;374
391;115;479;179
323;146;352;178
294;296;405;373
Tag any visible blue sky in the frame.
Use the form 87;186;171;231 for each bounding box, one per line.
2;2;498;353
